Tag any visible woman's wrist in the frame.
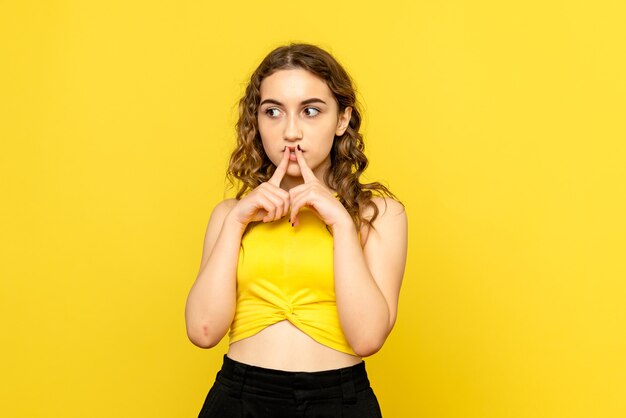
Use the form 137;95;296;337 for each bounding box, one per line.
330;215;357;236
223;210;249;236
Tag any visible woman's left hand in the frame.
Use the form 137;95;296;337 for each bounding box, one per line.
289;145;353;229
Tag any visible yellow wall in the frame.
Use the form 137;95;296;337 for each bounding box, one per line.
1;1;625;417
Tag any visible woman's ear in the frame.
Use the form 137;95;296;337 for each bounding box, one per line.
335;106;353;136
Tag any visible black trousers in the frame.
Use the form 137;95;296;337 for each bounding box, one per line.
197;354;384;418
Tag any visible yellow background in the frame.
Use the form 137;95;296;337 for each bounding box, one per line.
1;1;625;417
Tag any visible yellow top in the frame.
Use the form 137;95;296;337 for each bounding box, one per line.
228;206;357;356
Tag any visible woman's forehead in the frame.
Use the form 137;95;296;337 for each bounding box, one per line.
259;68;334;104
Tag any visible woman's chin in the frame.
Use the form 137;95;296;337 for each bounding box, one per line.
285;164;303;177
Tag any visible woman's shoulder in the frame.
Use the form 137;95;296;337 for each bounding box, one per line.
213;197;238;212
206;198;238;225
358;195;406;246
361;195;406;222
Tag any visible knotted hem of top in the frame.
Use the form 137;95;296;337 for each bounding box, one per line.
228;317;359;357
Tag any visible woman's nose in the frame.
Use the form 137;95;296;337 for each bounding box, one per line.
283;114;302;141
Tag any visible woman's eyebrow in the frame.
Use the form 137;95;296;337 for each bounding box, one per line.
259;98;327;106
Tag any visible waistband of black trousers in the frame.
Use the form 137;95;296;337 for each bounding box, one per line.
215;354;371;403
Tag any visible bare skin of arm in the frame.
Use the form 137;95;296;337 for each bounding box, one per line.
287;146;408;357
185;150;291;348
332;197;408;357
184;198;240;348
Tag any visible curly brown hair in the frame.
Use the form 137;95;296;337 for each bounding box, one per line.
226;42;401;231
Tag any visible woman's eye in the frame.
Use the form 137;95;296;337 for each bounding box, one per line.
265;108;280;117
304;107;320;117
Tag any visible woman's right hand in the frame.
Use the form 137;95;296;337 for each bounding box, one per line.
227;147;291;231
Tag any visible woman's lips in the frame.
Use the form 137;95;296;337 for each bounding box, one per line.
285;146;302;162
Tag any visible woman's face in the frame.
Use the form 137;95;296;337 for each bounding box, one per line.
257;68;351;189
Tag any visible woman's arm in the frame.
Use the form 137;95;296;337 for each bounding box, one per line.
185;149;291;348
184;199;242;348
288;146;408;357
332;198;408;357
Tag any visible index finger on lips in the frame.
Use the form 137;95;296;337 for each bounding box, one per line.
295;145;316;183
268;146;290;187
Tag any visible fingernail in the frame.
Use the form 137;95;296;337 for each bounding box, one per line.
297;144;301;151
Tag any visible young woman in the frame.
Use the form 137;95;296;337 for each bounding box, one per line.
185;43;408;418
